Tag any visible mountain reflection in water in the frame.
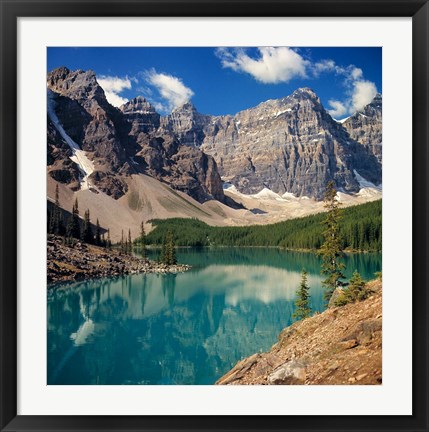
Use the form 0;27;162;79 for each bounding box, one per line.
48;247;381;385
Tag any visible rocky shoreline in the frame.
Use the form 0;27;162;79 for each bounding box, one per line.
216;279;382;385
47;235;191;284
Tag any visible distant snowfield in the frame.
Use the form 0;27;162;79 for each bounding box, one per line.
47;89;95;190
223;175;381;219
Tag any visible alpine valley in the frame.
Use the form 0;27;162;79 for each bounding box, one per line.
47;67;382;240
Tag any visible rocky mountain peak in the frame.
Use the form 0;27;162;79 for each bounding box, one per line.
364;93;382;112
372;93;382;104
47;67;105;104
47;67;225;204
290;87;320;103
47;67;382;203
160;101;211;146
342;94;382;163
172;101;198;114
120;96;157;114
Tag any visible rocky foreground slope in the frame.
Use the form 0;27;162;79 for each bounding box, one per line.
216;280;382;385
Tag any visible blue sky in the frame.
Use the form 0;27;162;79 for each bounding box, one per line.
47;47;381;118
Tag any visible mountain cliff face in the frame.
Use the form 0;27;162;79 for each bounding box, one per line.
342;93;382;163
47;67;381;204
162;88;382;200
47;67;224;202
160;102;212;147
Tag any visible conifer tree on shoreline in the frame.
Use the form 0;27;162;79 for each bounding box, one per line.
293;269;312;321
140;221;147;259
160;230;177;265
335;270;372;306
128;229;132;255
319;181;347;304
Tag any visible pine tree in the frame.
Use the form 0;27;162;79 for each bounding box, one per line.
335;271;372;306
49;184;64;235
82;209;93;244
140;221;147;259
128;229;132;255
159;236;167;264
319;181;347;304
292;269;312;321
107;229;112;250
95;219;101;246
164;230;177;265
120;230;124;254
170;231;177;265
67;197;81;240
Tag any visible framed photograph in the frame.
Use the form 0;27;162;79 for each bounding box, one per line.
1;0;428;431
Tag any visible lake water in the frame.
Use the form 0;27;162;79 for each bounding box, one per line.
47;248;381;385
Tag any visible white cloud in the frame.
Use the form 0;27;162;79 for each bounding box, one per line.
350;67;363;81
145;69;194;112
327;80;378;118
328;99;348;118
98;75;132;107
351;80;378;112
312;61;363;84
312;59;376;116
312;59;336;75
215;48;378;116
216;47;308;84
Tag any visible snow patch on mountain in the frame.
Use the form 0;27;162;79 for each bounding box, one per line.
353;170;380;189
47;89;95;190
252;187;283;200
275;108;292;117
334;116;351;124
353;170;382;199
282;192;299;201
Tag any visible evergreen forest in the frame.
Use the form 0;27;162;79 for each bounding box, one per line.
144;200;382;251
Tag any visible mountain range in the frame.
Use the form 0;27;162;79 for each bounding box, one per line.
47;67;382;239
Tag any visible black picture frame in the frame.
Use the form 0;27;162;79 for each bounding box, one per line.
1;1;428;431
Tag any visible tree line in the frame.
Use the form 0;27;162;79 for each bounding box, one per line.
144;199;382;252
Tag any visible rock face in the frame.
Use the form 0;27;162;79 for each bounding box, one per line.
47;119;81;189
47;67;381;203
162;89;382;200
342;93;382;163
160;102;211;147
120;96;160;133
47;67;224;203
216;279;382;385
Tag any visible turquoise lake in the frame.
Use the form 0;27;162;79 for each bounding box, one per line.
47;248;381;385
